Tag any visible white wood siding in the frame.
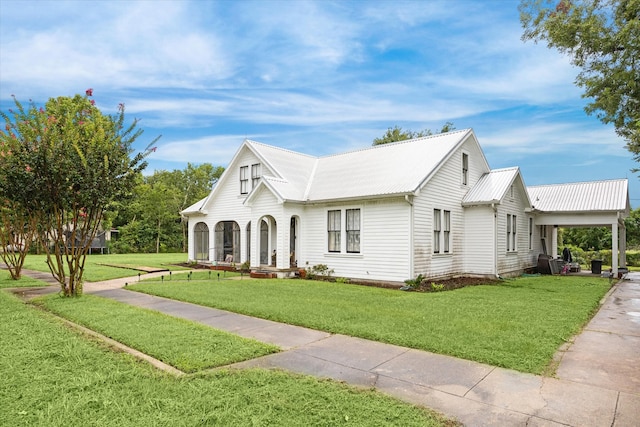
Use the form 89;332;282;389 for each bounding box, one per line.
300;198;411;282
187;147;265;262
463;206;495;275
495;180;537;276
413;135;491;279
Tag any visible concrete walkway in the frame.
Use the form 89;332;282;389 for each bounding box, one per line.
14;270;640;426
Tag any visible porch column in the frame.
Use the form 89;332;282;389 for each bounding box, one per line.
552;226;558;258
611;222;618;277
250;218;259;269
620;221;627;268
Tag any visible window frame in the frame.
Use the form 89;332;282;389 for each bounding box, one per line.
433;209;441;254
346;208;361;253
251;163;261;190
239;166;249;194
507;214;517;252
462;153;469;186
327;210;341;253
443;210;451;253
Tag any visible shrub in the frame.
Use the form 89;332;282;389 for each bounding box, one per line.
305;264;334;280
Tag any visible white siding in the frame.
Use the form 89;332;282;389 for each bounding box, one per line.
187;147;266;262
495;179;538;276
413;134;491;279
300;198;411;282
463;206;495;275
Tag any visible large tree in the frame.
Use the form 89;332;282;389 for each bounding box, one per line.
373;122;455;145
111;163;223;253
520;0;640;162
0;91;158;296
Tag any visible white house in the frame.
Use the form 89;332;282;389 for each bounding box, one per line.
182;129;629;282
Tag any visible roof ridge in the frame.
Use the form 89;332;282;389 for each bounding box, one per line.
528;178;627;188
489;166;519;172
245;139;318;159
319;128;472;159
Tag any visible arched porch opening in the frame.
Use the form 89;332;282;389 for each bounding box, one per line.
194;222;209;261
290;216;299;268
214;221;240;263
258;216;277;266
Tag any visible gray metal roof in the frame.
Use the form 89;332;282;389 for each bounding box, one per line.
462;167;522;206
245;129;478;203
527;179;629;213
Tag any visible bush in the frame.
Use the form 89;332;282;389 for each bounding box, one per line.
305;264;334;280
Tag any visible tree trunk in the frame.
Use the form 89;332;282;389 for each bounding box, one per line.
156;219;161;254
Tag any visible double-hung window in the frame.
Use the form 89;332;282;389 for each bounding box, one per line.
346;209;360;253
528;217;533;251
507;214;517;252
239;166;248;194
327;210;341;252
433;209;441;253
443;210;451;253
251;163;261;190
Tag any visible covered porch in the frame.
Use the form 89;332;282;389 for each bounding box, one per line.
528;179;630;278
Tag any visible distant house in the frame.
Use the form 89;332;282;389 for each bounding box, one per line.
182;129;629;282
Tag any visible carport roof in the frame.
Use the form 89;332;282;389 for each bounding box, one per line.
527;179;629;214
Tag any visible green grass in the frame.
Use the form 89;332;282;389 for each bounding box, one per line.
0;290;452;427
130;275;611;374
0;272;47;288
34;294;278;373
21;253;190;282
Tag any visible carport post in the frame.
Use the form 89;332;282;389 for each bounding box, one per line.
612;222;618;277
620;221;627;268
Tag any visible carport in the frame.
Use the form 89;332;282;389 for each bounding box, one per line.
528;179;630;277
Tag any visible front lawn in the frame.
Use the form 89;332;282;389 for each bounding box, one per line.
0;273;48;288
35;294;278;373
20;253;190;282
130;275;610;374
0;289;451;426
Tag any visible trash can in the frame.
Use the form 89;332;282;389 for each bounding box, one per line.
591;260;603;275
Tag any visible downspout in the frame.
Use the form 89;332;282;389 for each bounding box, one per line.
405;195;414;278
492;203;498;278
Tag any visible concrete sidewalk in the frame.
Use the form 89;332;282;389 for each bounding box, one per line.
13;269;640;426
82;275;639;427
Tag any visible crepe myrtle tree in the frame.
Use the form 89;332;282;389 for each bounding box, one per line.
0;199;37;279
0;90;159;296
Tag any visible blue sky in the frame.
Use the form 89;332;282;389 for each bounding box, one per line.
1;0;638;207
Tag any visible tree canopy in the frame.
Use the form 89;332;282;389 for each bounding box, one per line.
0;90;158;295
520;0;640;163
372;122;455;145
111;163;223;254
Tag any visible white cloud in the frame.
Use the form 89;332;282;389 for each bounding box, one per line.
153;135;244;164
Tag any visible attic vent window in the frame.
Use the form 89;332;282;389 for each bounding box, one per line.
462;153;469;185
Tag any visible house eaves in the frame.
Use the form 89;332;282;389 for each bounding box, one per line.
462;167;525;207
180;199;208;216
414;129;482;193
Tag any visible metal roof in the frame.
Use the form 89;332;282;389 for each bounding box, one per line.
306;129;473;201
527;179;629;213
462;167;522;206
244;129;478;203
181;195;209;215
